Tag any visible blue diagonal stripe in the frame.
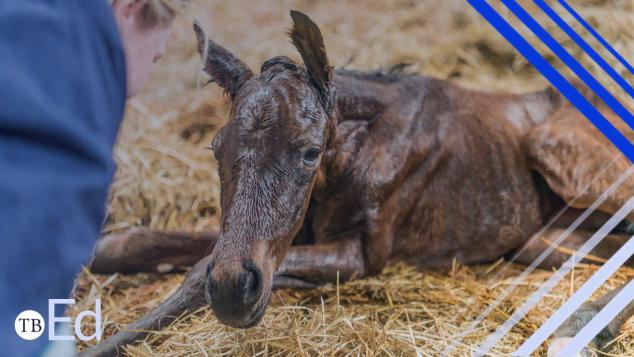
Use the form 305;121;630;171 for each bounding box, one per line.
501;0;634;131
466;0;634;163
533;0;634;98
559;0;634;75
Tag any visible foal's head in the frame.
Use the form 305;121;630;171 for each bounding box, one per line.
194;11;334;328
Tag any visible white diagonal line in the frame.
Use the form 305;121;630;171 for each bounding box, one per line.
514;234;634;356
558;279;634;356
473;197;634;356
442;164;634;356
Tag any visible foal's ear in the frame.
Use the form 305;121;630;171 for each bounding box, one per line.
193;20;253;99
289;11;334;113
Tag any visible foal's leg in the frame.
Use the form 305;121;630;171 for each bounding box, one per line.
547;280;634;357
89;227;218;274
524;108;634;222
273;237;367;288
513;228;633;269
79;255;211;357
83;238;367;355
552;208;634;236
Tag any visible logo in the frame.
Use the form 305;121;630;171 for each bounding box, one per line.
14;310;44;340
15;299;101;342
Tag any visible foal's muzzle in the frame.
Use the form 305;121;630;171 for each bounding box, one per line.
205;259;267;328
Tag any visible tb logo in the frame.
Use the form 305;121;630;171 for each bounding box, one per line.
14;299;102;341
14;310;44;340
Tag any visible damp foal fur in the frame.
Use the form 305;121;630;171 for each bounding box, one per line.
82;11;634;356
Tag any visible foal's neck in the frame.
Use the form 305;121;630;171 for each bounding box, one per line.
313;70;409;201
333;70;406;122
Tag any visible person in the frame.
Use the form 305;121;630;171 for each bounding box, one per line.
0;0;189;355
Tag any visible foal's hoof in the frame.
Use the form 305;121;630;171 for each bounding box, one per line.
547;337;597;357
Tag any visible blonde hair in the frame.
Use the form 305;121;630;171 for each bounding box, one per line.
109;0;190;29
139;0;190;28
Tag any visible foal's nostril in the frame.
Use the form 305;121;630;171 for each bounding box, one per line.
239;266;262;306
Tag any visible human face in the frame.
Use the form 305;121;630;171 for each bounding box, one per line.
112;0;173;98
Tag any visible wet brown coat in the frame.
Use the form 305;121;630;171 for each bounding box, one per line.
82;11;634;356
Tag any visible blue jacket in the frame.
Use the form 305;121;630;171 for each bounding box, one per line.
0;0;126;355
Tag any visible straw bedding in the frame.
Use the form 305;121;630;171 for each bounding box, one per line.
71;0;634;355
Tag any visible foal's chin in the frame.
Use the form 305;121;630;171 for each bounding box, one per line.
209;290;270;329
236;297;269;328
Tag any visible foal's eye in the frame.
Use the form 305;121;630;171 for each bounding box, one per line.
302;148;321;165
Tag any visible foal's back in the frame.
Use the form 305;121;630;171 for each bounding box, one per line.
325;71;563;267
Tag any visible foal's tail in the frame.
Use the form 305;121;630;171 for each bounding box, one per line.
544;221;633;355
548;279;634;356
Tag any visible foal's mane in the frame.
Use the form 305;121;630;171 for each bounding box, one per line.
260;56;416;85
336;63;415;83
